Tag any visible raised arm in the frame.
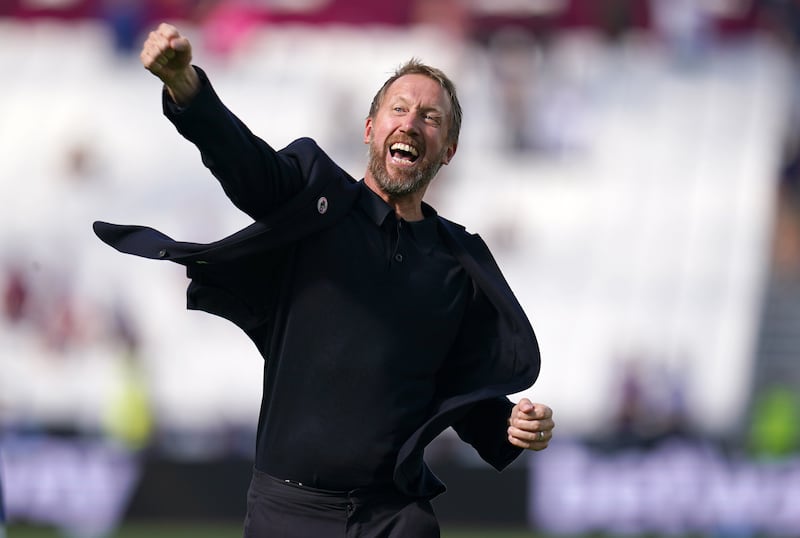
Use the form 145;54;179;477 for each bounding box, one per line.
139;23;305;220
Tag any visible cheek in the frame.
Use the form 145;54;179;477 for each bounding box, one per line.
372;116;398;138
371;122;386;138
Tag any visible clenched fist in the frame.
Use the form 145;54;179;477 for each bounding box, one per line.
507;398;554;451
140;23;199;106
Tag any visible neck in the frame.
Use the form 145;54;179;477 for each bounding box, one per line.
363;175;427;222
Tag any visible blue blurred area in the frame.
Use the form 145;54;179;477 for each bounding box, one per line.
1;0;800;536
0;464;6;537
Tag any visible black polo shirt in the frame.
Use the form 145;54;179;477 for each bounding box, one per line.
255;181;471;490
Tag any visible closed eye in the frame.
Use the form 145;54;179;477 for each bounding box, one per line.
423;113;443;126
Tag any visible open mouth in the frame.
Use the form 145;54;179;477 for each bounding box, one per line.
389;142;419;164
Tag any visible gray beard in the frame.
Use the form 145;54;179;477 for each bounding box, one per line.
367;137;443;197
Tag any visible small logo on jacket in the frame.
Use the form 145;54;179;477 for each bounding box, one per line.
317;197;328;214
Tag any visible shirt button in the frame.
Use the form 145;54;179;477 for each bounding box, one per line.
394;253;403;262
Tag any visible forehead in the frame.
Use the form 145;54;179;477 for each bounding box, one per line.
383;74;450;111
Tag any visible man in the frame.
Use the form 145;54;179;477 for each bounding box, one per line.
96;23;554;537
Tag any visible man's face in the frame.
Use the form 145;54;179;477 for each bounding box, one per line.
364;74;457;197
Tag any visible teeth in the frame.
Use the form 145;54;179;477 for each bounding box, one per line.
390;142;418;157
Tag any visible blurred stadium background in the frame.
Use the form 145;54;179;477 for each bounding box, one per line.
2;0;800;536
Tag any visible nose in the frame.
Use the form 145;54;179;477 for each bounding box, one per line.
399;114;421;136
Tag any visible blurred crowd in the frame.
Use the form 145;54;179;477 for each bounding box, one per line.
0;0;770;56
3;0;800;535
0;0;799;449
2;0;800;455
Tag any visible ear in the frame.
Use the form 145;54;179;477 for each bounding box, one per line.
441;142;458;165
363;117;373;144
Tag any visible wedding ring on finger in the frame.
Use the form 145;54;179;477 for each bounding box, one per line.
537;431;545;441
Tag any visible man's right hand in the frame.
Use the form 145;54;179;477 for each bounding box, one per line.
140;23;200;106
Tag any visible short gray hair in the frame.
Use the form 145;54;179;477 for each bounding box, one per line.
368;58;462;146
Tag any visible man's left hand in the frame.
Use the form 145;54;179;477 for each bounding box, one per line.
507;398;554;451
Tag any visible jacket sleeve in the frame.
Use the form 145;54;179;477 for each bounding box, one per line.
451;396;523;471
162;66;305;220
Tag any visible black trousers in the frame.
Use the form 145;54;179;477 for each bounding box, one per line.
243;469;440;538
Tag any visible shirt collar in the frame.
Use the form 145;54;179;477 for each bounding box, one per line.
358;180;394;227
357;180;440;253
407;209;440;255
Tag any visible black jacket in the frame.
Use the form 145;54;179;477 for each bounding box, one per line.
94;71;540;497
